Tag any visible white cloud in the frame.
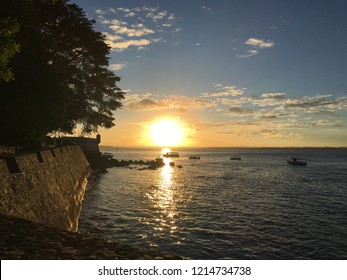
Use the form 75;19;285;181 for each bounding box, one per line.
124;92;153;103
150;11;167;21
245;38;274;48
284;95;343;110
201;6;215;15
236;49;258;58
99;19;125;25
103;31;159;52
310;120;345;127
125;12;136;17
261;93;287;99
95;9;106;15
228;107;255;115
108;63;127;72
103;33;123;42
142;7;159;13
210;84;246;97
124;93;217;111
109;23;155;37
237;38;274;58
95;6;176;52
128;98;163;110
200;83;347;138
108;38;153;52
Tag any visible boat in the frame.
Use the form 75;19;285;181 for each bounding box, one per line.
189;155;200;159
230;155;241;160
162;151;179;158
287;157;307;166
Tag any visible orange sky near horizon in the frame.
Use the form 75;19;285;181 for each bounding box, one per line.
94;109;347;148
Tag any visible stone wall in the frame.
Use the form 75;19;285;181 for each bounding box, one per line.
0;145;91;232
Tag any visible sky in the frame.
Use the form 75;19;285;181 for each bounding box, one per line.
72;0;347;147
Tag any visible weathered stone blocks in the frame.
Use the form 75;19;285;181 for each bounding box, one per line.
0;146;91;232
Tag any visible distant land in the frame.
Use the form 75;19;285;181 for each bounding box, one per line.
100;146;347;150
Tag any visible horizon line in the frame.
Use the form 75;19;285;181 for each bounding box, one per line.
99;145;347;149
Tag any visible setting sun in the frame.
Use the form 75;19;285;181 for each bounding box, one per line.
150;119;184;147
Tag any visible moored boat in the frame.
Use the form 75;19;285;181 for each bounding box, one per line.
162;151;179;157
287;157;307;166
189;155;200;159
230;155;241;160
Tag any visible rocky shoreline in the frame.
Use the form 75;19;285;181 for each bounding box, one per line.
0;214;180;260
104;157;165;170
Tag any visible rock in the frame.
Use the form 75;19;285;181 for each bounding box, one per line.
0;214;182;259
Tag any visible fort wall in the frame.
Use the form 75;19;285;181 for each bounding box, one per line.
0;145;91;232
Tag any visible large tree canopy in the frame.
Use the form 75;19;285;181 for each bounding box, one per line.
0;0;124;145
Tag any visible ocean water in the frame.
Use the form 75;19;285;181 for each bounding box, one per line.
78;148;347;259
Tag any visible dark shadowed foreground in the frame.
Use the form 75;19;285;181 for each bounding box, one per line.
0;214;180;260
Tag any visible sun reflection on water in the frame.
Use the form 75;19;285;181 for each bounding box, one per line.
146;152;179;238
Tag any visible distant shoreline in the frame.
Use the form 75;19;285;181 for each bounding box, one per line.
100;146;347;150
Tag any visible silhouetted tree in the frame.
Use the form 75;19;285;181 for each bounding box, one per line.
0;18;20;82
0;0;124;146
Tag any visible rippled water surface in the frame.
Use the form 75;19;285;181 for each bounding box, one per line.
79;148;347;259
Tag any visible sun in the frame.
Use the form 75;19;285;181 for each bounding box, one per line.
150;119;184;147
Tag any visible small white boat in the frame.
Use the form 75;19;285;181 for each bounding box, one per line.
287;157;307;166
189;155;200;159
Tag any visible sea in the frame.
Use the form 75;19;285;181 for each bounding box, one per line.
78;147;347;259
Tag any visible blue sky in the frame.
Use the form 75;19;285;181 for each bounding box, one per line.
73;0;347;147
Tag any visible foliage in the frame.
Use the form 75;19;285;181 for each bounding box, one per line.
0;18;20;82
0;0;124;145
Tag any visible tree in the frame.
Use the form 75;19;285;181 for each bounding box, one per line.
0;0;125;146
0;18;20;82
